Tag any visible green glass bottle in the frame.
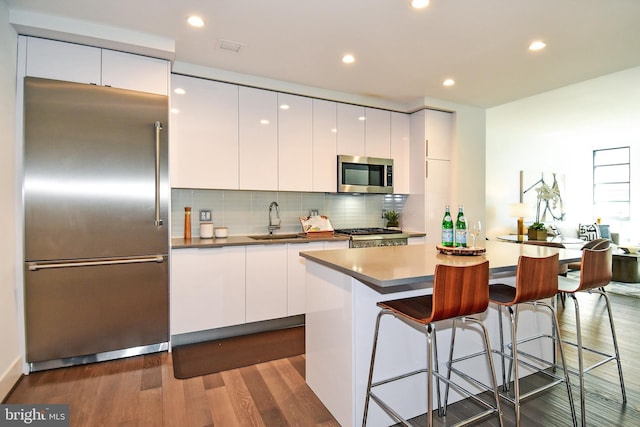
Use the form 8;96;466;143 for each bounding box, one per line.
441;205;454;247
455;205;467;247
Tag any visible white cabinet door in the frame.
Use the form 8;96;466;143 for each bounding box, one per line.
425;159;451;245
239;87;278;190
246;244;288;322
323;240;349;250
287;241;325;316
425;109;453;160
408;236;425;245
170;247;246;335
365;108;391;158
391;112;411;194
25;37;101;85
312;99;337;192
337;103;365;156
170;75;239;189
278;93;313;191
102;49;169;95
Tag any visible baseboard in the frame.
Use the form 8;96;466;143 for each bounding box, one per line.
0;356;23;402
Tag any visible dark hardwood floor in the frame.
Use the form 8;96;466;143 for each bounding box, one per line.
4;290;639;426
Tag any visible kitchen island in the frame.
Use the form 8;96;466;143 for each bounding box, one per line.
300;241;582;427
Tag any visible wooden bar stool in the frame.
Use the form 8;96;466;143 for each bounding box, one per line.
362;260;503;427
482;254;577;427
558;246;626;427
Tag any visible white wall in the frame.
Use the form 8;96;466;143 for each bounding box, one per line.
0;0;22;400
486;66;640;244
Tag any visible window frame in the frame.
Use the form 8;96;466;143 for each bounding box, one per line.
592;146;630;220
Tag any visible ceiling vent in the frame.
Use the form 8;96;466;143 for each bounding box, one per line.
219;39;243;53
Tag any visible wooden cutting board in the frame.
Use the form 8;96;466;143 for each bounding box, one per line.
436;245;486;256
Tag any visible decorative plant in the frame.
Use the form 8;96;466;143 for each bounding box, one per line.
384;210;400;227
529;222;546;230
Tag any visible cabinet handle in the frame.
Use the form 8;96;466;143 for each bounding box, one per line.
425;139;429;158
426;160;429;178
154;121;164;226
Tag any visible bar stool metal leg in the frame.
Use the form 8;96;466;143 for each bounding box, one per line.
567;290;626;427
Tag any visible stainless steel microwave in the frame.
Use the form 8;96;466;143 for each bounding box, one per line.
337;155;393;193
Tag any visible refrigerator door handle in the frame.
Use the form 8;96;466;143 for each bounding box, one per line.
154;121;164;226
28;256;164;271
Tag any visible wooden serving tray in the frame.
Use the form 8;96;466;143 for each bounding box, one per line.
436;245;486;256
298;231;335;239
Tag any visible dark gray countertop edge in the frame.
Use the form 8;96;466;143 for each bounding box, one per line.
171;231;426;249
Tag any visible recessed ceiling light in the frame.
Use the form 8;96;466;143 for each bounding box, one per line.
411;0;430;9
529;40;546;51
174;88;186;95
260;119;270;125
443;79;455;87
358;116;366;121
342;54;356;64
279;104;290;110
187;16;204;27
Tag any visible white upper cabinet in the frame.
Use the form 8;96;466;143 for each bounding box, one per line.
364;108;391;159
239;87;278;190
312;99;338;192
391;112;411;194
170;75;239;189
337;103;366;156
425;109;453;160
25;37;101;85
102;49;169;95
278;93;313;191
24;37;169;95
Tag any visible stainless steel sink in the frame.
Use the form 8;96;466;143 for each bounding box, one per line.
249;233;303;240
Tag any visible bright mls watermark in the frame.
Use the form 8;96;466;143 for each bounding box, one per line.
0;405;68;426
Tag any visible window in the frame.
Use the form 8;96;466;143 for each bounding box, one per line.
593;146;630;219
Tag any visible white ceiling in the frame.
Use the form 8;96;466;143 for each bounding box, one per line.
7;0;640;109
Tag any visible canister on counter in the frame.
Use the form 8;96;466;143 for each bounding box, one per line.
200;222;214;239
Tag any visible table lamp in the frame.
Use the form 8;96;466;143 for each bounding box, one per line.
509;202;531;241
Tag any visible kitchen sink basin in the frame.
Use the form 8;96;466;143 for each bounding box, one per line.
249;233;303;240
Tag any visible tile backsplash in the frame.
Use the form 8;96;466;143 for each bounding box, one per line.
171;189;407;238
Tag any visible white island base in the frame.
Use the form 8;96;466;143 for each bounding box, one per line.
303;244;567;427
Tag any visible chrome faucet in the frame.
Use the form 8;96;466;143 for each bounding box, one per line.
268;201;281;234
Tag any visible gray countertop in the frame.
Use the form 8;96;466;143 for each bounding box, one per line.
171;231;426;249
299;240;583;290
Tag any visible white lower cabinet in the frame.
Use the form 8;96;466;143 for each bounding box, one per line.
170;247;246;335
246;244;288;323
171;241;349;336
287;241;325;316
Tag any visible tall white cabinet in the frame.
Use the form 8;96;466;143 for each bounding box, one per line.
404;109;454;244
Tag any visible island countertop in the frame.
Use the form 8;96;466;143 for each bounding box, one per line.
300;240;583;289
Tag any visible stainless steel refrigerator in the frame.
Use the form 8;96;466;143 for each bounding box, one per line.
23;77;169;372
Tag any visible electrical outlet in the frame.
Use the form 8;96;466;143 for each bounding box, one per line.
309;209;319;217
381;209;387;218
199;209;212;222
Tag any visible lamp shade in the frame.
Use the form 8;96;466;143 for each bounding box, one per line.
509;202;531;219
